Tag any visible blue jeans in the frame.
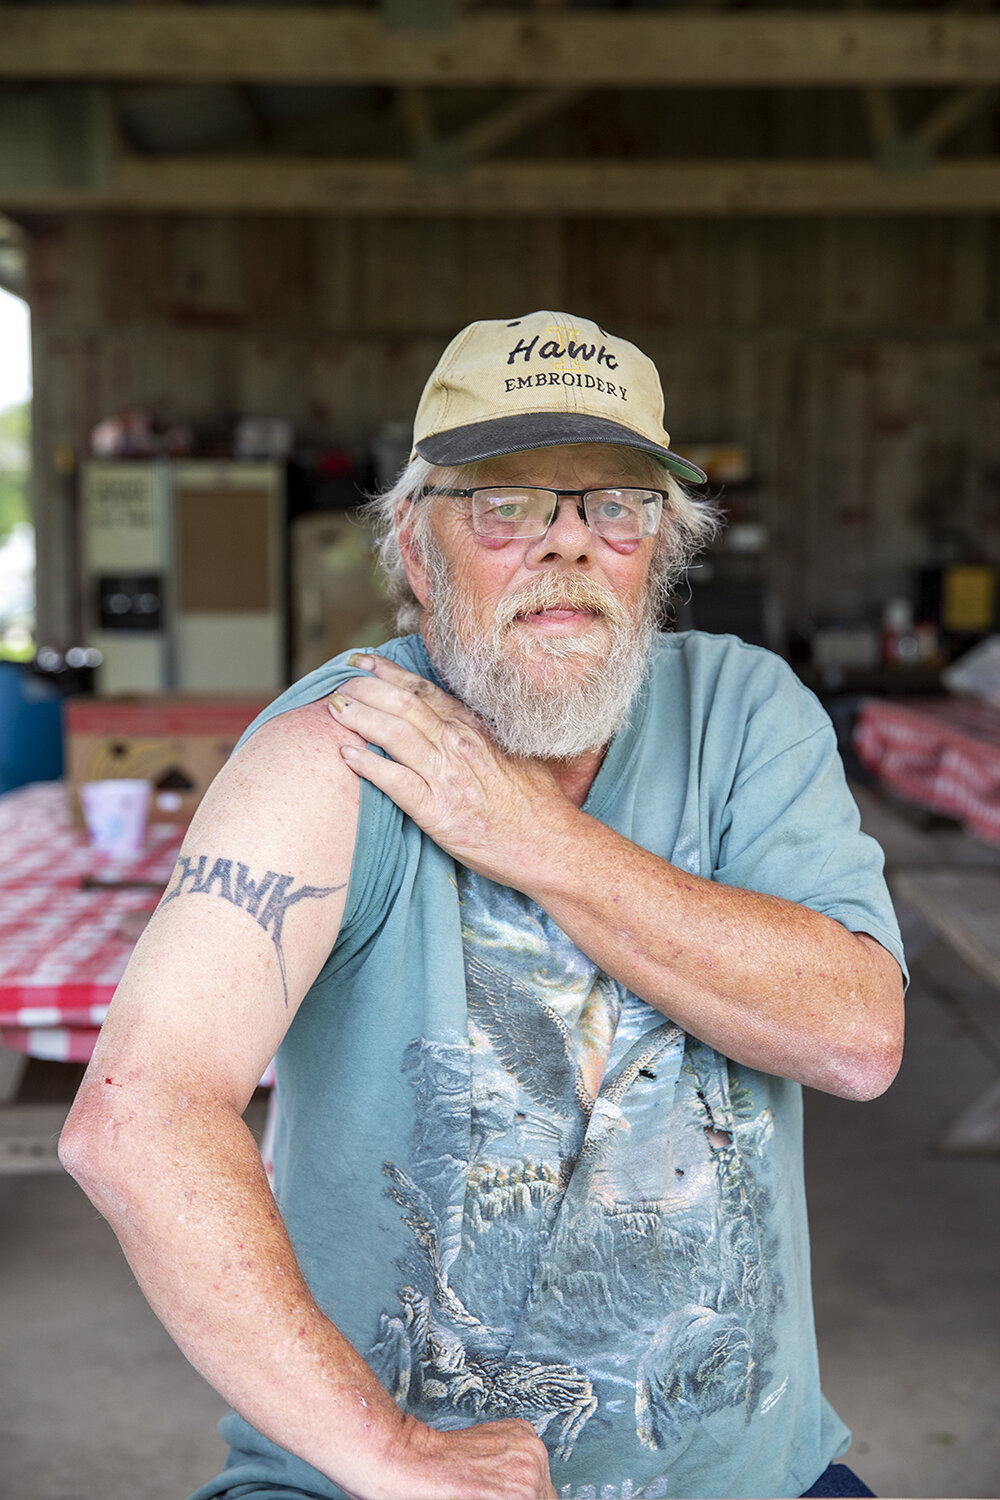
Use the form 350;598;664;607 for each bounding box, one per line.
801;1462;876;1497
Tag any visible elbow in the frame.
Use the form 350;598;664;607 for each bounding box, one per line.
832;1038;903;1102
58;1092;142;1220
825;1011;905;1103
818;947;906;1102
58;1112;102;1187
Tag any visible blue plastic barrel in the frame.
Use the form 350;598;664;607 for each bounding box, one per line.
0;661;64;794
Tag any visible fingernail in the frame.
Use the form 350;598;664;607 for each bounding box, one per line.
328;691;348;711
348;651;374;669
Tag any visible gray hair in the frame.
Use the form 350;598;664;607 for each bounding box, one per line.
363;452;720;634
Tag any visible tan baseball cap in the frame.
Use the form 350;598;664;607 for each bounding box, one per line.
412;310;707;485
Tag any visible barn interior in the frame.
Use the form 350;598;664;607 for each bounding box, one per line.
1;3;999;1498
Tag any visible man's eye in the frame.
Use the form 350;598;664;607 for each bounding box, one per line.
596;499;629;520
493;502;526;520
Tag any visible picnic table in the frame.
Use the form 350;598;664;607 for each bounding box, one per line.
0;781;182;1066
0;780;276;1174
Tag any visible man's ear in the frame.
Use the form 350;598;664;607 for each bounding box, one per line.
397;504;432;612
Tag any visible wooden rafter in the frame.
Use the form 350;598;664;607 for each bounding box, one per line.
915;84;997;148
3;155;1000;214
397;87;438;152
863;89;901;153
396;82;584;173
2;8;1000;87
456;87;583;161
846;0;996;168
861;82;996;168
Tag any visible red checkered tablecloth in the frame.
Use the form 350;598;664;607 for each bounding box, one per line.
0;783;276;1092
0;781;182;1057
0;1025;102;1064
854;695;1000;847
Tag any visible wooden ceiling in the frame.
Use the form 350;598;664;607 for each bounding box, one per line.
1;3;998;214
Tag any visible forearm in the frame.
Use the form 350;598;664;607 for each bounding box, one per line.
59;1090;413;1499
503;802;903;1100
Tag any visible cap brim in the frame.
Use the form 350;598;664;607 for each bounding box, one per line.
415;412;708;485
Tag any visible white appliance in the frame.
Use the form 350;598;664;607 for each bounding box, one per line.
82;460;286;695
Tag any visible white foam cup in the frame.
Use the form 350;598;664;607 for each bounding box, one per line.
80;778;153;858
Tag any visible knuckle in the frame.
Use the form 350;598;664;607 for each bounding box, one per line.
443;721;480;755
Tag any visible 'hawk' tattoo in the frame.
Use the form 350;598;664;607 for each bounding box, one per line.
161;854;344;1006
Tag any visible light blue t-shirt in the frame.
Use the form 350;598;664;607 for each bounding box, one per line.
191;631;905;1500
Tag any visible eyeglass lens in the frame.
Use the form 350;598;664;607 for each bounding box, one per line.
471;488;662;541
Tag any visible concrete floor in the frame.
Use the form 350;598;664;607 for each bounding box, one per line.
1;782;998;1500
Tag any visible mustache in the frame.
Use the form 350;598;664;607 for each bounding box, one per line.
493;573;630;633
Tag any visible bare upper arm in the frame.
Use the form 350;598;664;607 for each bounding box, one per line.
77;699;363;1114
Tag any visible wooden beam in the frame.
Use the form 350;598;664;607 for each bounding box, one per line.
397;87;438;152
863;88;902;153
2;8;1000;87
864;83;996;174
915;84;997;148
4;155;1000;214
457;88;583;161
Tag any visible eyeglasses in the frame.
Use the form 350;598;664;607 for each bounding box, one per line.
423;486;665;542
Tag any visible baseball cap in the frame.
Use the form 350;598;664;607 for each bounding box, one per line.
412;311;707;485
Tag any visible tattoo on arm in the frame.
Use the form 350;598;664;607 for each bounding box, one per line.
160;854;345;1006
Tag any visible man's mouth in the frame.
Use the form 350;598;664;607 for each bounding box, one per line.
494;576;628;637
516;605;602;625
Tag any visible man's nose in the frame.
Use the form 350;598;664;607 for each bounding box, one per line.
528;495;592;563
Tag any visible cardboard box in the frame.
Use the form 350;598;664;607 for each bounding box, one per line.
64;695;270;827
291;512;393;681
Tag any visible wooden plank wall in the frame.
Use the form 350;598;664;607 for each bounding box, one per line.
27;212;1000;645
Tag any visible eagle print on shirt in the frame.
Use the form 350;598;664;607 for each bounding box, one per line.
368;873;781;1470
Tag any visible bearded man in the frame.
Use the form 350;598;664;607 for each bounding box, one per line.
61;312;906;1500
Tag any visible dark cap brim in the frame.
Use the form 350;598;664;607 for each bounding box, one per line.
415;412;708;486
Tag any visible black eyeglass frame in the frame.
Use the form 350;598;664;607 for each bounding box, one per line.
421;485;666;541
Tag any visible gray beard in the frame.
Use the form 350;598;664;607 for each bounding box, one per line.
423;560;658;761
